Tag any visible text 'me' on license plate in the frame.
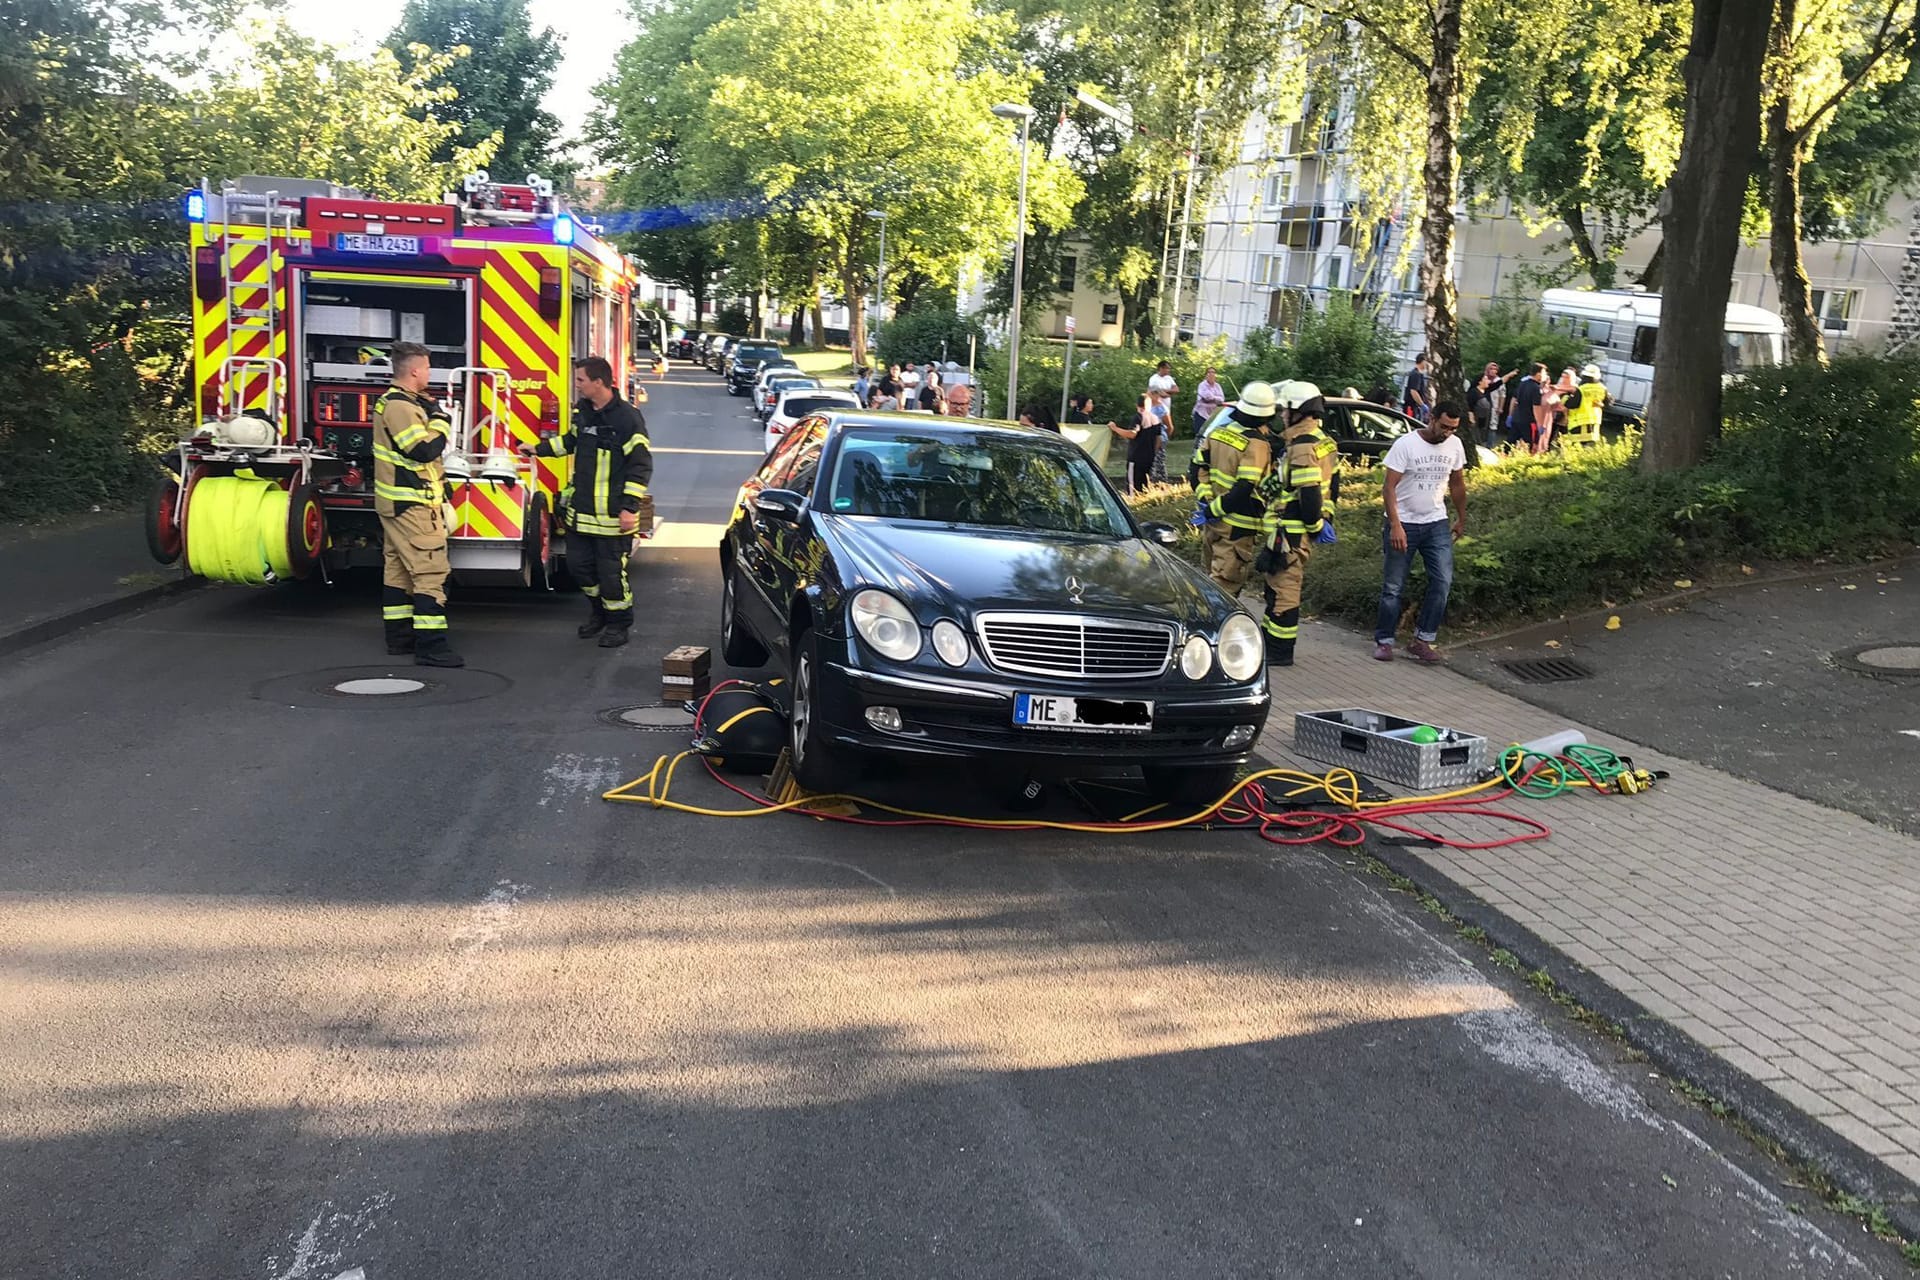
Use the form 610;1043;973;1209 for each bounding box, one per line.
1013;693;1153;732
336;233;421;255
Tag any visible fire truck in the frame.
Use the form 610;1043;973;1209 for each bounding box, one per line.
146;172;651;588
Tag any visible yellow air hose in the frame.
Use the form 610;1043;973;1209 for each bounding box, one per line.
183;474;296;585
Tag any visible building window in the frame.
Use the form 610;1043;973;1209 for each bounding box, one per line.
1254;252;1285;286
1263;171;1294;208
1631;325;1657;365
1317;107;1340;154
1100;303;1119;325
1810;287;1857;333
1057;255;1078;296
1324;256;1346;290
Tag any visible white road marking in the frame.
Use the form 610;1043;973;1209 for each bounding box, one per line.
1456;1005;1660;1128
1900;730;1920;739
538;754;627;810
647;521;734;549
265;1194;391;1280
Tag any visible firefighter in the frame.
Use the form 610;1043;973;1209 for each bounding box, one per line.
373;341;463;668
1561;363;1609;447
523;355;653;648
1189;380;1280;602
1253;380;1338;666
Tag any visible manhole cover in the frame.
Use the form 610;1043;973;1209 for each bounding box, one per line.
1499;656;1596;684
334;677;427;696
1833;643;1920;680
599;704;696;730
253;665;512;709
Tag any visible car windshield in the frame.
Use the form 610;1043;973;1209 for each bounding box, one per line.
783;395;854;417
825;428;1134;536
1723;330;1780;373
739;345;780;361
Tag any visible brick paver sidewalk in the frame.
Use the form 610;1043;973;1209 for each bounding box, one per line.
1256;622;1920;1194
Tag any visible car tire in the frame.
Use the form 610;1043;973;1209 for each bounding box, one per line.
1141;763;1243;813
720;564;770;667
788;628;849;793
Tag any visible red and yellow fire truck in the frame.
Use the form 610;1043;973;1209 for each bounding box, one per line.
147;172;650;587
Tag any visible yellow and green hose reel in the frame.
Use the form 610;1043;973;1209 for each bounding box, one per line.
183;473;303;585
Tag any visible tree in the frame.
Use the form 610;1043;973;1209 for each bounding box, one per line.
1762;0;1918;364
189;23;493;200
598;0;1079;359
1645;0;1775;472
1461;0;1687;289
383;0;561;181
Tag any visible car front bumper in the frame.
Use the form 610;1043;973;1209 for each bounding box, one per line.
817;658;1270;770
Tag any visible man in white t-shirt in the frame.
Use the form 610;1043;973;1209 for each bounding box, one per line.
1374;401;1467;664
1147;360;1178;400
899;362;922;409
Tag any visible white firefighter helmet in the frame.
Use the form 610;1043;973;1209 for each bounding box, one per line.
1234;380;1279;418
1275;380;1323;411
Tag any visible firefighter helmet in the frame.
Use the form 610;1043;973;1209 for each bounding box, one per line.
1234;381;1279;418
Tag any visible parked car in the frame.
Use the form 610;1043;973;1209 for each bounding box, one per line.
763;387;860;453
758;374;819;422
709;337;742;372
1318;398;1502;467
751;359;804;406
671;332;706;359
727;341;786;394
720;412;1272;799
696;334;730;368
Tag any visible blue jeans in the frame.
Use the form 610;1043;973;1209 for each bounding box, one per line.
1376;519;1454;644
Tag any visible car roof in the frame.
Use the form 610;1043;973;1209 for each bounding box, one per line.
816;409;1066;441
780;387;856;401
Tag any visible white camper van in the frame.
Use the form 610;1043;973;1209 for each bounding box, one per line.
1539;288;1785;424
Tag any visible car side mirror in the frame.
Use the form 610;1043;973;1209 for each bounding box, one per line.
1140;521;1182;547
753;488;807;524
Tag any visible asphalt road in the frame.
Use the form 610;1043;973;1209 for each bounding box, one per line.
0;364;1904;1279
1456;562;1920;836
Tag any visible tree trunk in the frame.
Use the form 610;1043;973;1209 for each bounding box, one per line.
846;266;867;362
1766;0;1826;364
1636;241;1665;291
808;263;826;352
1644;0;1773;473
1419;0;1466;422
787;306;805;348
1561;205;1613;289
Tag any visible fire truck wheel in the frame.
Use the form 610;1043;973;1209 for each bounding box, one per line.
522;495;554;589
284;482;326;580
145;474;183;565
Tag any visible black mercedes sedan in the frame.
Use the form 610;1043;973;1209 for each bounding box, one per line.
719;412;1272;801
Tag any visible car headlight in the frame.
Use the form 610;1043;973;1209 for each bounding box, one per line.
931;619;969;666
850;589;922;661
1218;613;1263;682
1180;634;1212;679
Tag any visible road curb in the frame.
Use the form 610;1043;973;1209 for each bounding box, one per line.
0;576;204;659
1365;839;1920;1240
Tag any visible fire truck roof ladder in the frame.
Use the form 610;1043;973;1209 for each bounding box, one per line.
214;178;295;433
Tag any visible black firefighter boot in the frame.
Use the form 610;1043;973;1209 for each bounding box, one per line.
577;595;608;639
1266;634;1295;667
414;629;466;668
383;587;414;655
597;614;631;649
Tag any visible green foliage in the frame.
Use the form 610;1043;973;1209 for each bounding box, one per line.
1461;298;1594;380
1124;357;1920;630
978;339;1228;431
384;0;562;180
1232;293;1403;398
873;310;986;370
1709;355;1920;554
1799;48;1920;240
713;304;751;336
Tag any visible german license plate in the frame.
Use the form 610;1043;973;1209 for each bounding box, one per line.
1013;693;1153;733
336;233;421;255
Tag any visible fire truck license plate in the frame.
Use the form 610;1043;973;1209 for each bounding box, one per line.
336;233;421;255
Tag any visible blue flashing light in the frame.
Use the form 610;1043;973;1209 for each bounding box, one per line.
554;213;575;246
185;191;206;223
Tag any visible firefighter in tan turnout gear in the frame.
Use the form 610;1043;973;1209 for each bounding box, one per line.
1189;380;1280;629
1254;380;1338;667
373;341;464;668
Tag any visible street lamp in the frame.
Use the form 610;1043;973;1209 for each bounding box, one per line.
1166;107;1214;347
865;210;887;356
992;101;1035;420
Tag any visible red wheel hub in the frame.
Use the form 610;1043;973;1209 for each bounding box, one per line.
302;499;324;553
